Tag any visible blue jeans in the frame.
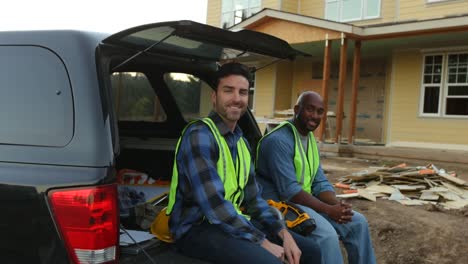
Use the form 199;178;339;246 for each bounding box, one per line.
296;204;376;264
175;220;321;264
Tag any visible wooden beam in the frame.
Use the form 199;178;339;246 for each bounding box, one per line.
335;35;348;143
318;38;332;141
348;40;361;144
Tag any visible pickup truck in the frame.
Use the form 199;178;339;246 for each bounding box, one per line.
0;20;304;263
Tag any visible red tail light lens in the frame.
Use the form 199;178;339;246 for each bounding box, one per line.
49;184;119;264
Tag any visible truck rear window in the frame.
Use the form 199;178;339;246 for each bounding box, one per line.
111;72;167;122
164;72;212;121
0;46;73;147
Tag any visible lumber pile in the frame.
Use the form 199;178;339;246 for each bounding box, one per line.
335;163;468;210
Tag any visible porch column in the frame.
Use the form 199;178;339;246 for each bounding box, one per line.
334;34;347;143
348;40;361;144
318;38;332;141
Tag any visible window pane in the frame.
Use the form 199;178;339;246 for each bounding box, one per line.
366;0;380;18
165;73;212;121
0;46;74;146
221;12;234;29
425;56;433;64
457;74;467;83
448;85;468;96
434;65;442;74
342;0;362;21
424;65;433;74
448;54;458;65
424;75;432;84
433;75;441;83
222;0;233;12
423;86;440;114
446;98;468;115
249;0;261;8
434;55;442;64
448;66;457;73
111;72;167;122
460;54;468;63
325;1;340;21
449;74;457;83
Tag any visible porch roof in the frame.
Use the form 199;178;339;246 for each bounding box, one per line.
232;8;468;41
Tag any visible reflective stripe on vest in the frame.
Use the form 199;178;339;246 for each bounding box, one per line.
256;121;319;194
167;118;251;218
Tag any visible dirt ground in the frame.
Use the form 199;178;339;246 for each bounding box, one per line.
321;156;468;264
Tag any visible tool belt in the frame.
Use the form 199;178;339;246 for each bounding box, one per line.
268;199;316;236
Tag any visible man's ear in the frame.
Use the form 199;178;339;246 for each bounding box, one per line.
293;105;299;118
211;90;216;107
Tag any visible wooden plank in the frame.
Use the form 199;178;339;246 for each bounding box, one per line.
357;189;377;202
348;40;361;144
419;192;440;201
441;182;468;199
391;185;427;191
438;173;467;186
365;184;396;194
441;200;468;210
334;36;347;143
318;39;332;141
397;199;428;206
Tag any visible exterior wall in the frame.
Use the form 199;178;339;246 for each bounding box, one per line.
399;0;468;21
275;61;294;110
389;50;468;148
254;64;277;118
299;0;323;18
281;0;299;13
263;0;281;9
206;0;222;27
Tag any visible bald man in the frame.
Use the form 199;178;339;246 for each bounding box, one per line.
256;91;376;264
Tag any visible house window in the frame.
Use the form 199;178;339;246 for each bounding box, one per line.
325;0;380;22
420;53;468;117
221;0;261;29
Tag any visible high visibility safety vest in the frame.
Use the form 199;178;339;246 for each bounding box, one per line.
256;121;320;194
167;117;251;218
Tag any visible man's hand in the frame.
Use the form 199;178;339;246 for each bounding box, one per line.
278;228;301;264
338;200;353;224
261;238;285;262
326;200;354;224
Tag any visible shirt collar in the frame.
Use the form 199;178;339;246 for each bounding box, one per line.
208;111;243;137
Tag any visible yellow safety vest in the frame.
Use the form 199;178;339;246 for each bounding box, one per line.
167;118;251;217
256;121;319;194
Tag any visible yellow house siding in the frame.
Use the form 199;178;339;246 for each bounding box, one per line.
399;0;468;21
299;0;324;18
254;64;277;118
281;0;299;13
206;0;222;27
262;0;281;9
390;51;468;146
275;61;294;110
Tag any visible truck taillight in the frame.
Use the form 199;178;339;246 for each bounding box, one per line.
49;184;119;264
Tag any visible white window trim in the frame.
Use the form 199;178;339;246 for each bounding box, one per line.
324;0;381;23
419;52;468;118
419;53;444;117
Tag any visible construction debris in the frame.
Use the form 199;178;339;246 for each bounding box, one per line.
335;163;468;210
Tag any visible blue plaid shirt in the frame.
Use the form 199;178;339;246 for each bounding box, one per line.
169;112;284;244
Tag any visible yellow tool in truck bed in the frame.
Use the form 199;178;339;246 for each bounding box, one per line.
267;199;316;236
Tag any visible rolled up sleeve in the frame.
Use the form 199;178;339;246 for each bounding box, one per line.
258;134;303;201
312;164;335;196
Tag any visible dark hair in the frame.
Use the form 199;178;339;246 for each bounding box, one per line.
214;62;252;89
